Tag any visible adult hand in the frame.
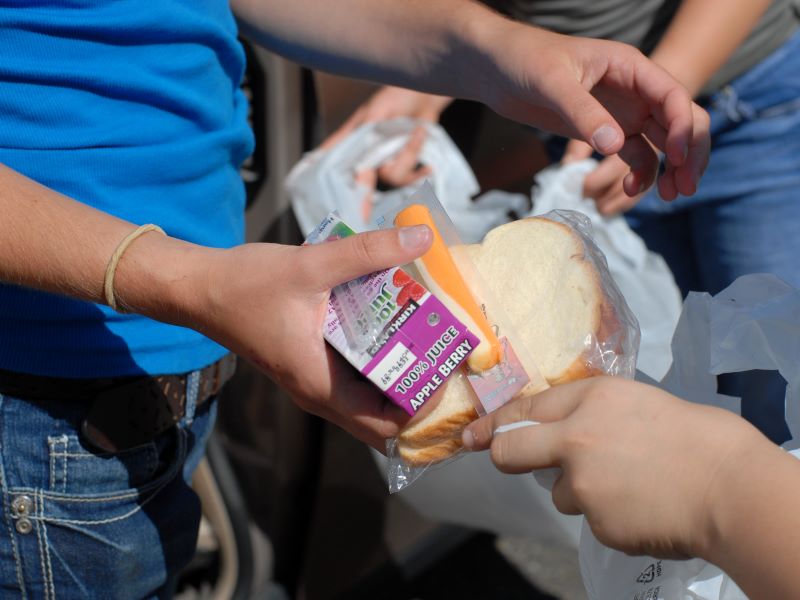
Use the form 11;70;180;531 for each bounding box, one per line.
476;27;710;201
562;139;647;215
321;86;452;187
461;376;768;559
189;226;432;451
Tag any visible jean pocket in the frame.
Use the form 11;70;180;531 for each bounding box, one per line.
48;426;185;495
10;429;199;598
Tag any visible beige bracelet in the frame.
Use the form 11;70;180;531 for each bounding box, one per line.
103;224;166;312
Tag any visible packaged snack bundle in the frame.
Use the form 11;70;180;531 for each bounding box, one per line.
307;183;639;492
383;185;640;491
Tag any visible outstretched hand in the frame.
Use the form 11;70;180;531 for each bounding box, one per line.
476;27;710;200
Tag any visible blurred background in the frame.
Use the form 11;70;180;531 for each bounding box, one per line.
175;40;588;600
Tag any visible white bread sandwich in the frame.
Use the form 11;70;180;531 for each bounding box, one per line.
396;216;621;466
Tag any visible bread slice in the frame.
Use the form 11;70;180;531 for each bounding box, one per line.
397;217;613;466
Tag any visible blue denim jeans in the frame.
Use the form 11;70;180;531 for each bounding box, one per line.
626;30;800;443
0;379;217;598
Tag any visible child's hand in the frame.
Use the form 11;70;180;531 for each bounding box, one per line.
463;376;768;559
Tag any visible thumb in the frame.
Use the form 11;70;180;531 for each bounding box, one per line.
548;78;624;155
308;226;432;291
561;139;594;164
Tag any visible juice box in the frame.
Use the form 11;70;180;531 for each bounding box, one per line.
306;213;479;416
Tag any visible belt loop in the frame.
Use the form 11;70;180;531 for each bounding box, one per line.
713;85;756;123
185;370;200;426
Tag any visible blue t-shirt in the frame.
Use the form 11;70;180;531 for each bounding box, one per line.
0;1;254;377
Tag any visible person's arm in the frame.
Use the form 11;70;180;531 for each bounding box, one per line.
231;0;710;200
649;0;772;98
565;0;770;214
707;436;800;598
462;377;800;598
0;163;432;450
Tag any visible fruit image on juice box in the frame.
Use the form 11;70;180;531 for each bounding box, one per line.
306;213;479;416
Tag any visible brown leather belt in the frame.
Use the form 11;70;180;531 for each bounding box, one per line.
0;354;237;453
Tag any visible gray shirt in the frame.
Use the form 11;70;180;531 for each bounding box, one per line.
486;0;799;95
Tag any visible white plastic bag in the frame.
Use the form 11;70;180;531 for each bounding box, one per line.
579;273;800;600
285;118;527;241
529;160;682;381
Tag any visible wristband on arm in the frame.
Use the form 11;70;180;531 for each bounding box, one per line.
103;223;165;312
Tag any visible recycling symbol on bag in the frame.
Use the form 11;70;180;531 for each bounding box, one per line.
636;561;663;584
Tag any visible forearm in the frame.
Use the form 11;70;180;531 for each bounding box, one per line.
702;441;800;598
649;0;771;97
0;163;209;328
421;92;455;116
231;0;508;101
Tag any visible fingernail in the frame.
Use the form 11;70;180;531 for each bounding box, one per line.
398;225;431;251
623;172;636;195
591;125;620;154
462;428;475;450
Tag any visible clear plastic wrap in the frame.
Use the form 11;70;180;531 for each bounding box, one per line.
544;209;640;380
385;193;640;493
